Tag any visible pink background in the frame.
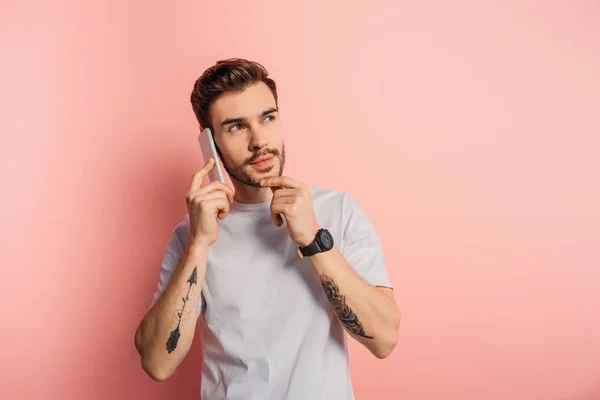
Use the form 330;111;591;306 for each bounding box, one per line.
1;1;599;399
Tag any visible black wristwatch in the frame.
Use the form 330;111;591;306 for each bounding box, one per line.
297;228;334;259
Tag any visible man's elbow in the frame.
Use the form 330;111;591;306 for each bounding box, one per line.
373;310;401;359
138;342;182;382
135;323;178;382
372;334;398;359
142;358;173;382
139;344;179;382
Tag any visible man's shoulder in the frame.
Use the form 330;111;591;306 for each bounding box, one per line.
311;187;349;207
310;187;357;215
311;186;349;202
311;186;373;224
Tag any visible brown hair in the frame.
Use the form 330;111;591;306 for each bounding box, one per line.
190;58;278;130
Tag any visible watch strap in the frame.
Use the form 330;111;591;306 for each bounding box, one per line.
297;240;322;259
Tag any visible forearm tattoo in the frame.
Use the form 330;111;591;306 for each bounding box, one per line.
166;266;198;353
320;272;373;339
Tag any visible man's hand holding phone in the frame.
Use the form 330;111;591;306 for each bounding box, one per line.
186;158;234;248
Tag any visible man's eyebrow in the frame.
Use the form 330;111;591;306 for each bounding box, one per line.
261;107;279;116
220;107;279;126
220;117;243;126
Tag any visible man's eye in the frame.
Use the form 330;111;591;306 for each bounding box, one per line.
264;115;275;122
230;124;243;132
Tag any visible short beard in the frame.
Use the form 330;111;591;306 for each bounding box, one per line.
219;143;286;188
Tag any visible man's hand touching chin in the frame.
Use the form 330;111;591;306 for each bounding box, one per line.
259;176;320;247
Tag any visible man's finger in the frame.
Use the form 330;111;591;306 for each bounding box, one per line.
188;180;234;204
260;176;303;189
189;158;215;191
188;189;229;205
271;196;296;226
270;200;293;227
270;211;284;227
202;198;231;220
271;188;296;198
271;196;296;205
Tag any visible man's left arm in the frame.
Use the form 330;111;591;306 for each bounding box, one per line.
260;176;401;359
306;246;400;359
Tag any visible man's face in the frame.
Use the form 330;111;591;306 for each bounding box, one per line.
209;82;285;188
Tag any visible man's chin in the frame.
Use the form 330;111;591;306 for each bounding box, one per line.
249;173;278;188
227;161;282;188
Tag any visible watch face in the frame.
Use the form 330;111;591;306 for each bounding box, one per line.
318;229;334;250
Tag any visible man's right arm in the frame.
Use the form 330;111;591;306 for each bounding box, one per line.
135;157;233;381
134;242;209;381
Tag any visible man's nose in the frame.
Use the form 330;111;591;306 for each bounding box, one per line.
249;127;268;151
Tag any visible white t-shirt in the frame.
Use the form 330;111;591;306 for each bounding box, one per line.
150;188;393;399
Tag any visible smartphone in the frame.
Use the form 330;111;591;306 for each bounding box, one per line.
198;127;226;184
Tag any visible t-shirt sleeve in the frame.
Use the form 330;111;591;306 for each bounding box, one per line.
340;193;393;289
148;218;204;317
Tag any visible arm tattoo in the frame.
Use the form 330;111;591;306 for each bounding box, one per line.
320;272;373;339
166;266;198;353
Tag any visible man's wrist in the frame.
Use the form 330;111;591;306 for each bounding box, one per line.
186;240;211;257
297;226;321;247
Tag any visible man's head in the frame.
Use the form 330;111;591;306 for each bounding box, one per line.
190;58;285;188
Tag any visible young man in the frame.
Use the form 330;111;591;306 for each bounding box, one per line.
135;58;400;399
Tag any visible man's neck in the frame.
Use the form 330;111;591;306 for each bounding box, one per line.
232;183;273;204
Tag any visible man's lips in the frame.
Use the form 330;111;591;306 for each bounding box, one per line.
251;155;274;164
